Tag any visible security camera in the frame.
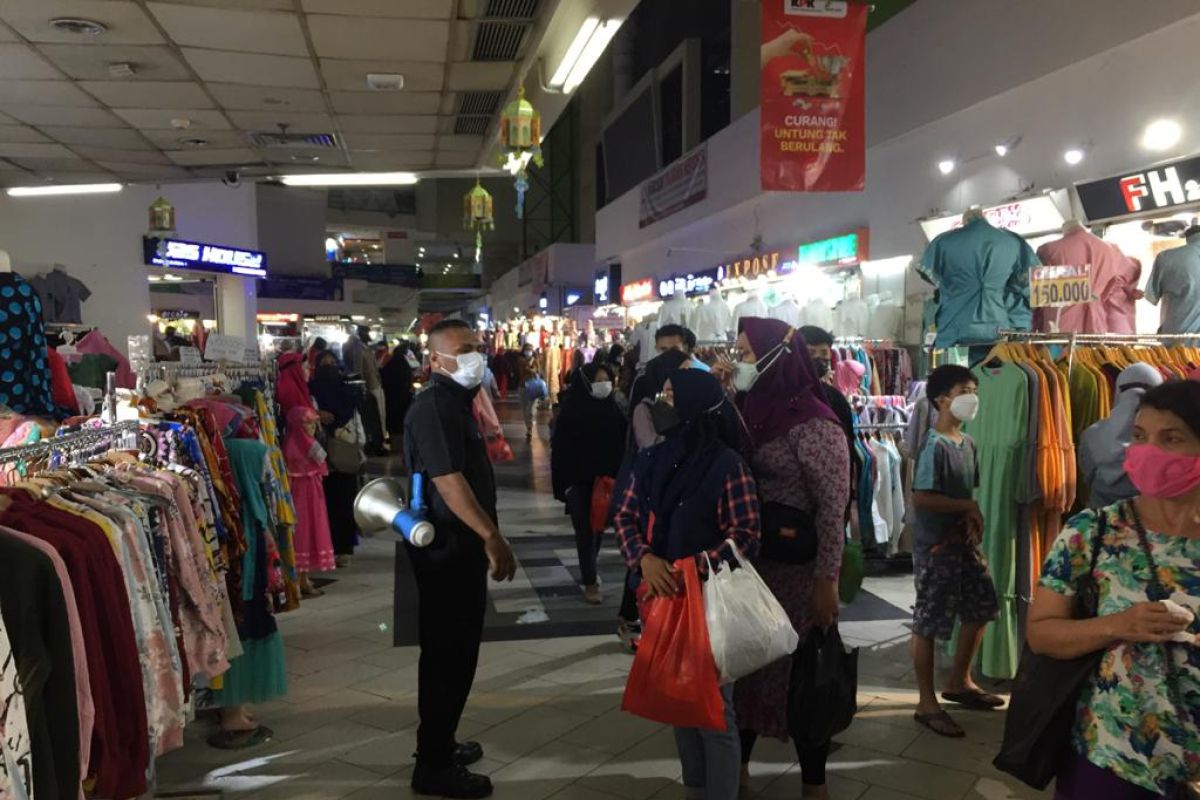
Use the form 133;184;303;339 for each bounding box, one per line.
222;170;241;187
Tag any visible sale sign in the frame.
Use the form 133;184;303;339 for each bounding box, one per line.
1030;265;1093;308
760;0;867;192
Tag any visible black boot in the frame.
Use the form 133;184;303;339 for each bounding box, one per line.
412;765;493;799
454;741;484;766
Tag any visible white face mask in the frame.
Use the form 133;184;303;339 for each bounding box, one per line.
732;343;786;393
590;381;613;400
438;351;485;389
949;393;979;422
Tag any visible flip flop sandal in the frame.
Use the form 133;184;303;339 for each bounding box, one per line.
207;725;273;750
300;585;325;598
913;710;965;738
942;689;1005;710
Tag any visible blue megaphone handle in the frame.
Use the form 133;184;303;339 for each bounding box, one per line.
410;472;425;512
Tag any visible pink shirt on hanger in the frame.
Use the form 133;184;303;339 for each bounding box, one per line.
1034;228;1141;334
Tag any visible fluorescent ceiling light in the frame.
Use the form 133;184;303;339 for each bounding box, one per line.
550;17;600;88
280;172;418;187
563;19;622;93
1141;119;1182;152
6;182;122;197
1063;148;1085;166
937;159;956;175
994;144;1009;157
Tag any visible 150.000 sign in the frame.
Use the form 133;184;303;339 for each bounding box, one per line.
1030;265;1093;309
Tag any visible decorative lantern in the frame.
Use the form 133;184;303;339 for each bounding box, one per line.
463;179;494;259
148;195;176;238
498;86;543;219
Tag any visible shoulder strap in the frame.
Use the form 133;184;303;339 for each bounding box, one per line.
1088;506;1108;574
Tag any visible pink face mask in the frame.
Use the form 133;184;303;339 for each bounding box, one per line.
1123;444;1200;499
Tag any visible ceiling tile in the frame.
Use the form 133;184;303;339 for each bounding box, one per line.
7;157;100;172
35;44;192;81
112;108;231;130
0;125;51;144
0;80;97;107
308;15;449;61
0;0;164;44
447;62;514;92
40;126;149;148
0;142;77;159
0;21;15;41
342;133;436;150
149;0;292;9
30;172;119;185
73;146;169;164
438;134;485;152
436;150;479;168
319;58;445;92
226;110;334;131
147;3;309;56
182;48;319;88
330;91;441;115
301;0;453;18
349;150;435;170
259;149;348;167
97;159;182;174
3;106;124;127
110;165;191;181
140;128;246;149
165;147;262;166
208;84;327;112
337;114;438;133
0;44;61;79
80;81;214;109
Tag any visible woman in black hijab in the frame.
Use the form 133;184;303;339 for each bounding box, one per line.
551;362;628;604
381;343;416;451
308;350;362;566
628;349;691;449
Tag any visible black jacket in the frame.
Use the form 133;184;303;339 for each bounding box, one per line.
551;382;628;501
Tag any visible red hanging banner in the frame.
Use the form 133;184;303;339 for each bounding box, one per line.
760;0;867;192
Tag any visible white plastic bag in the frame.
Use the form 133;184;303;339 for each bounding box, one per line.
705;540;800;684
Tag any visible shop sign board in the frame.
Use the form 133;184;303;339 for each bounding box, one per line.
760;0;867;192
621;278;656;305
794;229;868;268
330;262;419;288
156;309;199;320
143;237;267;278
919;196;1066;242
720;249;787;283
1030;264;1093;308
1075;154;1200;222
257;313;300;324
594;270;611;305
658;268;722;299
639;143;708;228
203;333;246;362
257;277;342;302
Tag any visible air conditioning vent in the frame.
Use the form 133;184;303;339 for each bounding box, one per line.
454;116;491;136
485;0;538;18
458;91;503;116
471;21;526;61
250;132;339;149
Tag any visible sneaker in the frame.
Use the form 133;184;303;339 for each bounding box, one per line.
412;765;493;799
583;584;604;605
617;621;642;654
334;555;351;569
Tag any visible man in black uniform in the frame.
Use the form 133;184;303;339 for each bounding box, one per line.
800;325;863;511
403;319;517;798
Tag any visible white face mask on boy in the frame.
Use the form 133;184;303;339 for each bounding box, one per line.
949;393;979;422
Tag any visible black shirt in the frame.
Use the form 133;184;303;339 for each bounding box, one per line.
404;375;496;558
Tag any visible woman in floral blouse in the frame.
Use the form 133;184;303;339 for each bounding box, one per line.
1030;380;1200;799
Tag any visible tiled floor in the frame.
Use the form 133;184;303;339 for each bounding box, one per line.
154;411;1052;800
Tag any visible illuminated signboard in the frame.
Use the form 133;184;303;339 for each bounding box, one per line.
658;268;721;299
795;230;869;268
143;236;268;278
257;312;300;324
621;278;655;305
919;197;1065;241
594;271;610;304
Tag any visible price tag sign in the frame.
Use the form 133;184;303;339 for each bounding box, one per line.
1030;264;1093;308
178;346;202;364
204;333;245;362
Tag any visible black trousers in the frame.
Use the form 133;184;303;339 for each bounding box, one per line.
566;483;604;587
408;540;489;768
324;471;360;556
740;731;830;786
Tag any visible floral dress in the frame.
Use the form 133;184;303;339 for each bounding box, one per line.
1040;503;1200;796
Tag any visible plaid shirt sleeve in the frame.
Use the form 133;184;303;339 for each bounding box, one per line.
708;460;761;567
613;471;650;569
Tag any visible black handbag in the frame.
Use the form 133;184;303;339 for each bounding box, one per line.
760;502;818;564
787;626;859;747
993;511;1107;789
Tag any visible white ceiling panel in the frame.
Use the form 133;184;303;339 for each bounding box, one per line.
182;48;319;88
0;125;51;144
98;159;184;174
319;58;445;92
39;126;149;148
0;0;164;44
7;157;101;172
0;44;62;79
0;142;77;159
307;15;450;62
80;80;214;109
148;3;309;56
338;114;438;134
153;0;293;9
165;146;262;165
447;62;514;92
260;149;349;167
113;108;231;129
225;110;334;131
301;0;453;18
3;106;124;127
349;150;436;170
330;91;441;115
207;84;327;112
342;133;436;150
72;146;169;164
0;20;15;41
0;80;98;107
438;134;486;152
35;44;192;81
435;151;480;168
32;172;120;184
140;128;246;149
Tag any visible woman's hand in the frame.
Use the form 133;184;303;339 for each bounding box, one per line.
1115;601;1192;643
641;553;680;598
811;577;839;630
318;410;334;426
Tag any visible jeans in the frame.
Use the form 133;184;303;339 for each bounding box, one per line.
522;398;541;431
674;683;741;799
566;483;603;586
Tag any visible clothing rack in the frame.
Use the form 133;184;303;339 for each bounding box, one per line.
854;421;907;431
0;420;141;464
141;361;273;381
997;329;1200;344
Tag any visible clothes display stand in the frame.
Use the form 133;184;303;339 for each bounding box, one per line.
691;288;734;342
1033;221;1141;335
1144;227;1200;334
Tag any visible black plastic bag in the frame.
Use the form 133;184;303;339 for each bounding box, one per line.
788;627;858;747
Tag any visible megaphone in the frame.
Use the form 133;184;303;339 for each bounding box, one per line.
353;473;435;547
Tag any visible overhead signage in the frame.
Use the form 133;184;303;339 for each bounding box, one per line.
594;271;611;305
760;0;867;192
658;268;722;299
639;143;708;228
919;196;1067;242
257;312;299;324
257;277;343;302
620;278;656;305
1030;264;1093;308
720;249;786;283
155;309;200;320
305;314;352;323
795;229;868;268
1075;153;1200;222
330;262;420;288
144;236;267;278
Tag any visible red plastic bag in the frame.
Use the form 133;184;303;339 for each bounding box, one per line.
590;476;615;534
486;434;514;463
622;558;725;730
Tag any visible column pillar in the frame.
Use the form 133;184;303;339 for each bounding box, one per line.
216;274;257;341
730;0;760;119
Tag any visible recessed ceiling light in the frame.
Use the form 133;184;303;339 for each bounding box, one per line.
1063;148;1085;166
290;154;320;162
1141;119;1182;152
994;144;1009;157
49;17;107;36
179;137;209;148
937;159;956;175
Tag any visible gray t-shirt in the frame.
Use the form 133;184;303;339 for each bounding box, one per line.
912;430;978;553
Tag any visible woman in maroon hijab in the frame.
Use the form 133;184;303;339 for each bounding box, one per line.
731;317;851;800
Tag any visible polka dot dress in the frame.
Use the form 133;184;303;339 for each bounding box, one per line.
0;274;54;417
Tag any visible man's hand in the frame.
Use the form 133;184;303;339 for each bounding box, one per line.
484;534;517;582
318;410;335;425
964;502;985;542
812;578;839;630
640;553;680;598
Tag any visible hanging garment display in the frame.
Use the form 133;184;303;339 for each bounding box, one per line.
0;273;54;417
692;290;734;342
657;293;692;329
1144;230;1200;334
767;295;803;327
733;293;769;331
27;265;92;325
1033;225;1141;334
